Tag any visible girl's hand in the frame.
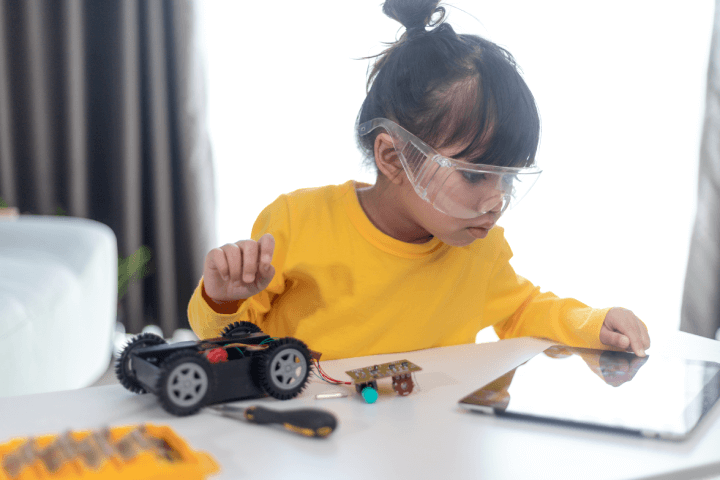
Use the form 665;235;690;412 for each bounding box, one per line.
599;307;651;357
203;234;276;303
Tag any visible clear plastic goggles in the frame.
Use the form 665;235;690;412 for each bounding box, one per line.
359;118;542;219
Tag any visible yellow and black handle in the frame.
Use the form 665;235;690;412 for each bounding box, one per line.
243;405;337;437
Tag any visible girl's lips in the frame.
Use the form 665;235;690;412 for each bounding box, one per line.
468;227;489;239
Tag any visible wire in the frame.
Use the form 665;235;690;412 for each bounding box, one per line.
313;371;340;385
312;359;352;385
310;366;336;384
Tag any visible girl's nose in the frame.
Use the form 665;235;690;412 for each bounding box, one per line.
475;192;505;216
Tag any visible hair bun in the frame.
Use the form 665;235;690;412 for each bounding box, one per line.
382;0;445;35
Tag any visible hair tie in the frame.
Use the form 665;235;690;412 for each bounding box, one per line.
406;24;426;38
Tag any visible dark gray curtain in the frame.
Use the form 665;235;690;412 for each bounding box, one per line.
680;0;720;340
0;0;216;335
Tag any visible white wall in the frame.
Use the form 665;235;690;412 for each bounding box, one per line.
199;1;715;339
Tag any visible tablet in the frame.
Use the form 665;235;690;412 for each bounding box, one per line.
458;345;720;440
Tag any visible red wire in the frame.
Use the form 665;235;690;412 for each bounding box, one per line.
315;361;341;383
313;359;352;385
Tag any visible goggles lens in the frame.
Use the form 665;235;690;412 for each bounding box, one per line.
359;118;541;219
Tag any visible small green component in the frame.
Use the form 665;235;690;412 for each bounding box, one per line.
361;387;378;404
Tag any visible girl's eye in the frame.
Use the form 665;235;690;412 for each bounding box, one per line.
462;171;486;184
503;175;519;186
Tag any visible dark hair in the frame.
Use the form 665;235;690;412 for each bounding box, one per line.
356;0;540;171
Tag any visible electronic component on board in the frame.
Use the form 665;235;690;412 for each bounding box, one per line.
345;359;422;403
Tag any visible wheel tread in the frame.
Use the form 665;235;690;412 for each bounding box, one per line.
115;333;166;394
256;338;312;400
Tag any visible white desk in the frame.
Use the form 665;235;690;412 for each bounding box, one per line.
1;331;719;480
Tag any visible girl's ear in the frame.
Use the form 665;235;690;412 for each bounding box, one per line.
374;133;405;185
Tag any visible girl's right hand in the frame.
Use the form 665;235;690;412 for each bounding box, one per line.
203;233;276;303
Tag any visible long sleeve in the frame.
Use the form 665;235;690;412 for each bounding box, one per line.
488;238;611;349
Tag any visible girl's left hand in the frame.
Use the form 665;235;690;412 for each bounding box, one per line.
599;307;651;357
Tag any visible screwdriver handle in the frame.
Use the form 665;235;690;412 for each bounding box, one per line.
244;406;337;437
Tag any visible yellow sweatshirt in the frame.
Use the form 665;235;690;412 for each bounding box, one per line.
188;181;612;360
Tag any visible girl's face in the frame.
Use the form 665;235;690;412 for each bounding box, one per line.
362;132;505;248
399;143;504;247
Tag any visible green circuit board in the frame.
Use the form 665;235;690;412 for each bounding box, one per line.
345;359;422;384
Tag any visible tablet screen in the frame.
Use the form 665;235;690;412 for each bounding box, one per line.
458;346;720;440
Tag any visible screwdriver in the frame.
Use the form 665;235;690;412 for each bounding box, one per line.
208;404;338;438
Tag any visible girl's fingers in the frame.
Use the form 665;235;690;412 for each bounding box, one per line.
240;241;259;283
613;332;631;350
207;248;230;281
600;326;629;350
204;236;276;300
604;308;650;356
627;314;650;355
640;323;652;350
620;320;646;357
223;243;243;284
627;334;646;357
256;265;276;290
258;234;275;274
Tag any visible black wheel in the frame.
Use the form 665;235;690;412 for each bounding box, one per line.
157;351;215;416
256;338;311;400
115;333;167;394
221;321;263;337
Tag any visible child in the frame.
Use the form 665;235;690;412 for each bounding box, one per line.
188;0;650;361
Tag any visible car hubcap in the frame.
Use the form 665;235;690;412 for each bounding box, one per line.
167;362;208;406
270;348;306;390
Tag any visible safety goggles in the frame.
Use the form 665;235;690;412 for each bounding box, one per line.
359;118;542;219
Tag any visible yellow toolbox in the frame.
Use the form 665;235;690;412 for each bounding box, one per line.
0;424;219;480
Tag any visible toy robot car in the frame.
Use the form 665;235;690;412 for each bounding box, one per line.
115;322;312;416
